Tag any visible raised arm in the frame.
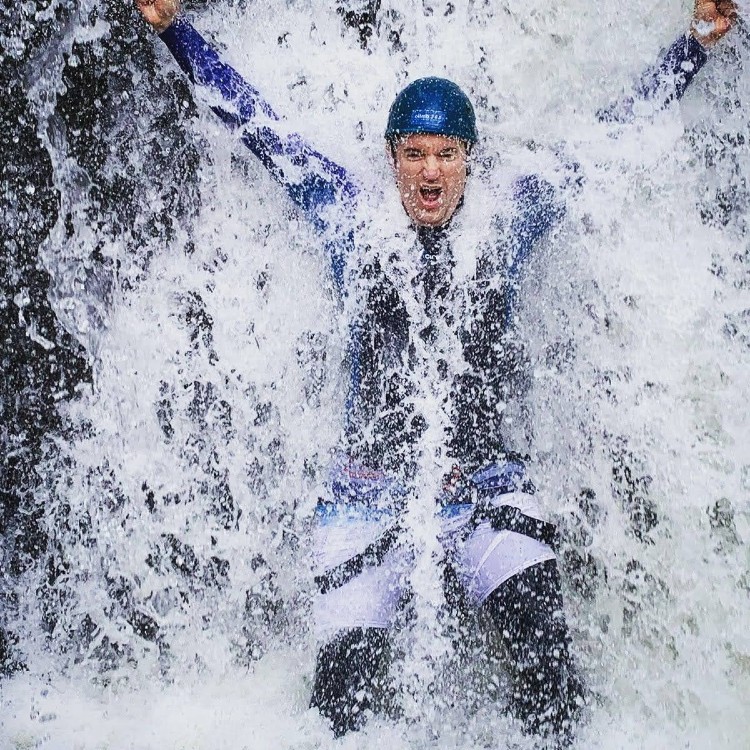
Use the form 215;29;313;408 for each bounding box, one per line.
597;0;738;123
137;0;358;237
484;1;737;320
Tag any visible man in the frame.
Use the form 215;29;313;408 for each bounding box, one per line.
136;0;737;743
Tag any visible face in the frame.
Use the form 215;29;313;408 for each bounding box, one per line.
391;133;468;228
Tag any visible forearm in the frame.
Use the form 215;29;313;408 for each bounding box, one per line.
159;18;278;128
597;34;709;124
158;18;358;229
643;33;709;102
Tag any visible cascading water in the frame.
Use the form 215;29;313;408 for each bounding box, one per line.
1;0;748;747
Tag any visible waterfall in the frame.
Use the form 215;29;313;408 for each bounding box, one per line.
1;1;748;747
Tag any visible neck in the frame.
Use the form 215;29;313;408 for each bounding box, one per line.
417;222;450;257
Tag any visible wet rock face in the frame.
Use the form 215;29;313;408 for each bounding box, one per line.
1;1;87;675
0;0;201;673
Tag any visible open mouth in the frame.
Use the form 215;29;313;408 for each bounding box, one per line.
419;185;442;207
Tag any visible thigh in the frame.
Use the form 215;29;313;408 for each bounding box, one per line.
310;626;393;734
313;545;409;637
312;458;410;639
456;519;556;605
485;558;568;648
441;474;556;606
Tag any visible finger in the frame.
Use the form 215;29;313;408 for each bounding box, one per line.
716;0;738;19
694;0;716;14
714;16;732;35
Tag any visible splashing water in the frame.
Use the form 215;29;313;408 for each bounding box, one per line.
1;1;749;748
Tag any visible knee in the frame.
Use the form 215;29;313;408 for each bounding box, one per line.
310;627;391;736
484;561;568;650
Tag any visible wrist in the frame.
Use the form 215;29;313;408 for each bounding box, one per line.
689;25;713;48
157;14;186;38
140;0;180;35
687;28;710;51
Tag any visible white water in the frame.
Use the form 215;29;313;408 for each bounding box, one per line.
2;1;749;748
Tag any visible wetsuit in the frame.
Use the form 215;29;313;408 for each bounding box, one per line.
157;18;709;742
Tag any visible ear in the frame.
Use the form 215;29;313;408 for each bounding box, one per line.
385;140;398;174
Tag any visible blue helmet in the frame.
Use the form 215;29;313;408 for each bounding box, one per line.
385;77;478;145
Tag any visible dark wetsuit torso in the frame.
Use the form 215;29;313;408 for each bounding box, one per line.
348;222;527;474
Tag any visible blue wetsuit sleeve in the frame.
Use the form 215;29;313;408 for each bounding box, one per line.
502;174;563;324
509;175;564;269
158;18;358;237
597;34;709;123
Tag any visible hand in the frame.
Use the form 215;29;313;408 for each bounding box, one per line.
136;0;180;33
691;0;737;47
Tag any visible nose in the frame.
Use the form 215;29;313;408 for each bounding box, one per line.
422;154;440;179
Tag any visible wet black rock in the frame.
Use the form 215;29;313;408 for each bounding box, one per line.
1;0;202;673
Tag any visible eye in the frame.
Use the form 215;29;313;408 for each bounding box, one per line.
404;149;423;161
439;149;458;161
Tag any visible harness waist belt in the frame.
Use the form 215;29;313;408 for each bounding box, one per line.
315;523;402;595
315;503;558;594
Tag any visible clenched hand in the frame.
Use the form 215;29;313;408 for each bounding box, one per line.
136;0;180;33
